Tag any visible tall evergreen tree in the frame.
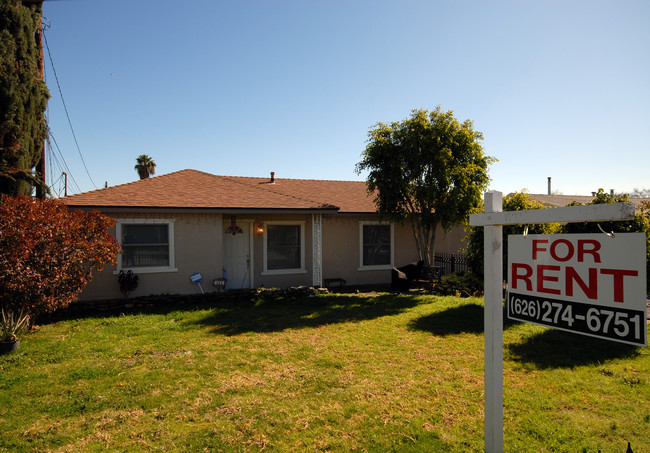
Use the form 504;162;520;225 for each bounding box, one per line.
0;0;49;196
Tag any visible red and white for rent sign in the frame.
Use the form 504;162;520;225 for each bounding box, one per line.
508;233;647;346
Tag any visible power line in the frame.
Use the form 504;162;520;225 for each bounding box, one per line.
48;171;65;198
48;131;81;194
45;132;66;188
43;30;97;189
47;130;82;194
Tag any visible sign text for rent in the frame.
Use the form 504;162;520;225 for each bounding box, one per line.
508;233;647;346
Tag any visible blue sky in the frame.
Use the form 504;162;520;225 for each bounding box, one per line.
42;0;650;197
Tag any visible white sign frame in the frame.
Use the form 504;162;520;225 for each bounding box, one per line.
469;192;637;453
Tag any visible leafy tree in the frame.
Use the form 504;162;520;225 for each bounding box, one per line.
563;189;648;235
465;191;561;279
356;107;494;265
562;189;650;292
0;0;49;196
0;194;120;317
134;154;156;179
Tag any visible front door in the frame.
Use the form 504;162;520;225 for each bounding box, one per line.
223;221;251;289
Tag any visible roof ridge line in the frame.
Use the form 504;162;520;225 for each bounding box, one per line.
219;174;367;183
221;175;340;210
63;169;197;198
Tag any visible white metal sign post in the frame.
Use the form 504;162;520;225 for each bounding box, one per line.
482;192;504;452
469;191;636;453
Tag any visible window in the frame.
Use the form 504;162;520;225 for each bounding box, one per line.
263;222;305;274
360;222;393;269
116;219;176;273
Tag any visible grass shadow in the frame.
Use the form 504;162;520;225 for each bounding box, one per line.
507;328;641;369
409;303;484;336
190;293;423;335
36;294;228;325
38;292;425;335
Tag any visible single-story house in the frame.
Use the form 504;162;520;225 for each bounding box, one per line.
61;169;468;300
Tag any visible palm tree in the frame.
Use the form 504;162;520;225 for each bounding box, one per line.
134;155;156;180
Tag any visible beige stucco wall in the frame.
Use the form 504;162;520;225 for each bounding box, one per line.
250;213;314;289
319;215;467;286
79;213;223;300
321;215;401;286
77;211;469;301
435;223;469;254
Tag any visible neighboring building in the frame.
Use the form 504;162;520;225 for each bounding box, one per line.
525;193;649;210
62;170;467;300
526;194;599;207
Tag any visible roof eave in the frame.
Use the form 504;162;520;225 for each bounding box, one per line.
65;205;342;215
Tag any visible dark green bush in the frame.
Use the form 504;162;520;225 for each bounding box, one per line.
432;272;483;297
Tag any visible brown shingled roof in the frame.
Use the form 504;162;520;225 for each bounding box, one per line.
61;169;377;213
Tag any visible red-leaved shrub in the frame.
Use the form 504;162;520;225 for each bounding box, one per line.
0;194;119;315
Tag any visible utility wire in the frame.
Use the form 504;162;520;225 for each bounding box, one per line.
49;131;82;194
42;18;56;195
43;31;97;189
42;22;78;196
45;132;66;191
45;110;54;190
49;172;65;198
48;131;82;194
47;135;76;194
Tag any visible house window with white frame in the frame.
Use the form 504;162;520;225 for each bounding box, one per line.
116;219;176;273
264;222;305;273
360;222;393;269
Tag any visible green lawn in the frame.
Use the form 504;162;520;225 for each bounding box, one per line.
1;293;648;452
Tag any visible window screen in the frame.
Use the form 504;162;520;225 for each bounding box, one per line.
266;224;301;270
362;224;391;266
121;224;170;268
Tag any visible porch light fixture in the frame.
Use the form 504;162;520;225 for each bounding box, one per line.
225;215;243;235
255;224;265;235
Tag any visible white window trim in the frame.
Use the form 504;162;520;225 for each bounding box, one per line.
114;218;178;274
262;221;307;275
358;221;394;271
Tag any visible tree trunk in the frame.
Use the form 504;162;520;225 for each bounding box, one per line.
410;217;437;265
